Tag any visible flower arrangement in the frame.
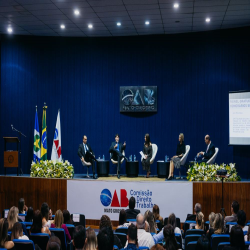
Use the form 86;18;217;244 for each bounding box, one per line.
187;163;241;182
30;160;74;179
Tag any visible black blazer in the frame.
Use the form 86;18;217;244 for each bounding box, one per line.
78;143;94;159
203;142;215;160
109;142;126;158
125;208;140;220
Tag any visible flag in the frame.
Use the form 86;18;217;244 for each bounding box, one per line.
33;107;40;162
41;104;47;160
51;110;62;161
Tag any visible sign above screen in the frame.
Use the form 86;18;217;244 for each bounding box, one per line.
229;90;250;145
120;86;157;112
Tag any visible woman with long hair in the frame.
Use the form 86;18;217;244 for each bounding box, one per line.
11;222;29;240
25;207;34;222
163;224;178;250
144;210;157;234
213;213;224;234
142;133;152;178
41;202;51;228
7;206;19;231
224;225;245;250
0;218;14;249
63;210;73;225
30;210;51;235
168;213;181;235
51;210;71;242
84;228;97;250
118;209;129;228
195;212;205;231
153;205;163;225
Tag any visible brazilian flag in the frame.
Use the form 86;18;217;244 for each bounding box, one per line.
41;105;47;160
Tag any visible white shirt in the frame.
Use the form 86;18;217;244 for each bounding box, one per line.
19;235;29;240
137;229;155;249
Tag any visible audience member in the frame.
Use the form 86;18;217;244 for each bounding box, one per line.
186;203;202;221
0;218;15;250
99;215;123;249
11;222;29;240
195;212;205;231
25;207;34;222
63;210;73;224
153;205;163;225
225;201;239;224
73;225;86;250
46;236;61;250
7;206;19;230
168;213;182;235
244;224;250;242
126;197;140;219
213;213;224;234
196;234;210;250
18;198;27;214
51;210;71;242
237;210;248;231
84;228;97;250
97;227;114;250
30;210;51;235
124;224;138;250
49;207;53;220
224;225;245;250
206;212;215;241
144;210;157;234
41;202;51;228
118;209;130;228
151;244;165;250
163;225;178;250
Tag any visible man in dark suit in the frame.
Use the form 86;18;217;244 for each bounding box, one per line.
196;135;215;163
109;134;127;179
125;197;140;220
78;135;97;179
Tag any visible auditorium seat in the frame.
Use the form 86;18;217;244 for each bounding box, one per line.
205;221;210;232
185;229;204;236
185;234;201;249
177;145;190;179
110;150;125;176
30;233;50;250
207;148;219;164
65;224;75;239
115;227;128;235
175;233;182;246
164;217;181;229
186;241;197;250
70;213;85;228
114;232;127;248
211;234;230;250
217;242;230;250
49;228;72;250
80;158;92;178
13;239;35;250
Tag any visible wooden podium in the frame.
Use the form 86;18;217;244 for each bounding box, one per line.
3;137;19;176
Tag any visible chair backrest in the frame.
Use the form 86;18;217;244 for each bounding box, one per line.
207;147;219;164
115;227;128;235
13;239;35;250
164;217;181;229
185;235;202;249
186;229;205;236
138;247;150;250
217;242;230;250
49;228;67;250
150;144;158;164
29;233;50;250
71;213;86;228
65;224;75;239
2;209;9;219
211;234;230;250
114;232;127;248
180;145;190;166
186;241;197;250
183;221;196;236
205;221;210;232
175;233;182;246
110;151;125;164
18;214;26;222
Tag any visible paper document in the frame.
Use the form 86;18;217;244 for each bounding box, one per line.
140;151;146;159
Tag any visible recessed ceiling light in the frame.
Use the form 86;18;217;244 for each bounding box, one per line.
7;27;12;33
88;24;93;29
74;9;80;15
145;21;150;25
117;22;121;26
173;3;179;9
206;18;210;23
60;24;65;29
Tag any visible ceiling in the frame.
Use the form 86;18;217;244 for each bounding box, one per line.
0;0;250;37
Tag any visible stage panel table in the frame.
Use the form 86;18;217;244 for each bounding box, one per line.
157;161;170;178
97;160;109;177
126;161;139;177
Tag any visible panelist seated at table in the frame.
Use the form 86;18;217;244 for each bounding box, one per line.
78;135;97;179
195;135;215;163
167;133;186;180
109;134;128;179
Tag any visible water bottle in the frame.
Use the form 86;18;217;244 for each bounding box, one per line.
165;155;168;162
103;154;105;160
134;154;136;161
129;155;132;161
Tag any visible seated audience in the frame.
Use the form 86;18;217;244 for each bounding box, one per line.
144;210;157;234
153;204;163;225
195;212;205;231
196;234;210;250
49;207;53;220
145;221;150;232
206;212;215;241
237;210;248;232
7;206;19;231
63;209;73;225
124;224;138;250
18;198;27;214
224;225;245;250
186;203;201;221
212;213;224;235
151;244;165;250
136;213;154;248
126;197;140;219
73;225;86;250
97;227;114;250
99;215;123;249
30;210;51;235
11;222;29;240
244;224;250;242
46;236;61;250
195;135;215;163
163;225;178;250
41;202;51;228
0;218;15;250
225;201;239;224
25;207;34;222
118;209;130;228
84;228;97;250
168;213;181;235
51;210;71;242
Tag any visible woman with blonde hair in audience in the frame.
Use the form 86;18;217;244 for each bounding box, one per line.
206;212;216;241
30;210;51;236
213;213;224;234
144;210;157;234
84;228;97;250
0;218;15;250
51;210;71;242
153;205;163;225
11;222;29;240
195;212;205;231
7;206;19;231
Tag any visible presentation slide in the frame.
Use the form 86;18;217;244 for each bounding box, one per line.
229;91;250;145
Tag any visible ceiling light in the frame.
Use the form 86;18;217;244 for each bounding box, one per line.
117;22;121;26
173;3;179;9
7;27;12;33
206;18;210;23
145;21;150;25
60;24;65;29
88;24;93;29
74;9;80;15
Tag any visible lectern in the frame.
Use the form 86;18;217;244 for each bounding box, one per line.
3;137;19;176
